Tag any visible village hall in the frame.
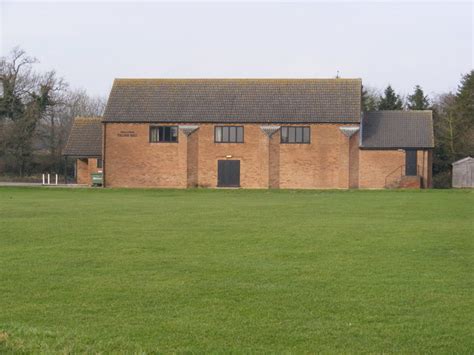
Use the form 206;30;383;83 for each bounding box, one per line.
63;78;434;189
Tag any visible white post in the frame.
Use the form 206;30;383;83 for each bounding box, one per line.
42;174;45;185
55;174;58;185
47;174;50;185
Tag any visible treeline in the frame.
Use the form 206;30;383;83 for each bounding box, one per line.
1;47;473;187
362;85;431;111
0;47;105;178
362;73;474;187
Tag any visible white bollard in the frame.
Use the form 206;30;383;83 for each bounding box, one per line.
47;174;50;185
42;174;45;185
55;174;58;185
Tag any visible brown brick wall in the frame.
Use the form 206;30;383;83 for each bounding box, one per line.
399;176;421;189
103;122;431;189
358;149;432;189
76;158;101;185
268;134;280;188
104;123;360;189
187;131;199;187
76;158;89;185
348;132;360;188
104;123;187;188
277;125;353;189
194;124;267;188
359;150;405;188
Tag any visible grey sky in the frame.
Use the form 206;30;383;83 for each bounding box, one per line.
1;1;473;98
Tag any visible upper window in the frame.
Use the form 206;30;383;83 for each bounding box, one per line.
215;126;244;143
150;126;178;143
281;126;311;144
97;159;103;169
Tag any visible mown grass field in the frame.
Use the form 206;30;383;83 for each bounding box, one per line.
0;187;472;353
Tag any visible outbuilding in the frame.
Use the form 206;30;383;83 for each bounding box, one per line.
452;157;474;188
62;117;103;185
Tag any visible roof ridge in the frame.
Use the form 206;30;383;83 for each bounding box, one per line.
370;110;432;113
74;116;103;121
114;78;363;82
365;111;433;119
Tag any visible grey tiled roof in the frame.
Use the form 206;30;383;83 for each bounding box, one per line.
63;117;102;157
361;111;434;149
103;78;362;123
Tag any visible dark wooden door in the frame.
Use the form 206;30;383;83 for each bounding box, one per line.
218;160;240;187
405;150;418;176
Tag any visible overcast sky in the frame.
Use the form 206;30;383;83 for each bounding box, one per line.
1;1;473;98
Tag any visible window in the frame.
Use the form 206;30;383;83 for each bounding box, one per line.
280;126;311;144
215;126;244;143
150;126;178;143
97;159;103;168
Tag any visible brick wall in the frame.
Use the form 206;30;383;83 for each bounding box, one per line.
277;124;354;189
76;158;89;185
194;124;266;188
104;123;359;189
76;158;101;185
349;132;360;188
358;150;405;188
103;122;431;189
358;149;432;189
104;123;187;188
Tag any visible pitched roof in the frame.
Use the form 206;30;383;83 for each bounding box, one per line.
361;111;434;149
103;78;362;123
63;117;102;157
452;157;473;165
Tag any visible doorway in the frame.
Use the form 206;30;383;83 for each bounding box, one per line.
405;150;418;176
217;160;240;187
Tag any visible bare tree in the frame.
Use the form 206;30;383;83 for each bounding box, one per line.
361;86;381;112
1;47;66;175
1;47;107;177
0;47;38;121
37;88;106;172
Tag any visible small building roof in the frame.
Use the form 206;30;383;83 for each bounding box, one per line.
102;78;362;123
361;111;434;149
452;156;474;165
63;117;102;157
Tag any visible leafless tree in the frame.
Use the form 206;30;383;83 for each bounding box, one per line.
37;88;106;171
1;46;107;176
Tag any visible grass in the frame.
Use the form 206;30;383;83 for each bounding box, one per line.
0;187;472;353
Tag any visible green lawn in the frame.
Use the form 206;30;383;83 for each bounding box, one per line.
0;187;472;353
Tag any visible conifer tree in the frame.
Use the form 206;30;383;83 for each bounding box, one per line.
407;85;430;110
378;85;403;110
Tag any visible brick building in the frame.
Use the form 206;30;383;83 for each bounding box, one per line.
64;78;434;188
63;117;102;185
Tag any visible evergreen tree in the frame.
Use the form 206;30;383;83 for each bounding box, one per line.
432;70;474;187
455;70;474;126
454;70;474;157
407;85;430;110
378;85;403;110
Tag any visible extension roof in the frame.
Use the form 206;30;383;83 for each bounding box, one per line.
103;78;362;123
361;111;434;149
63;117;102;157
